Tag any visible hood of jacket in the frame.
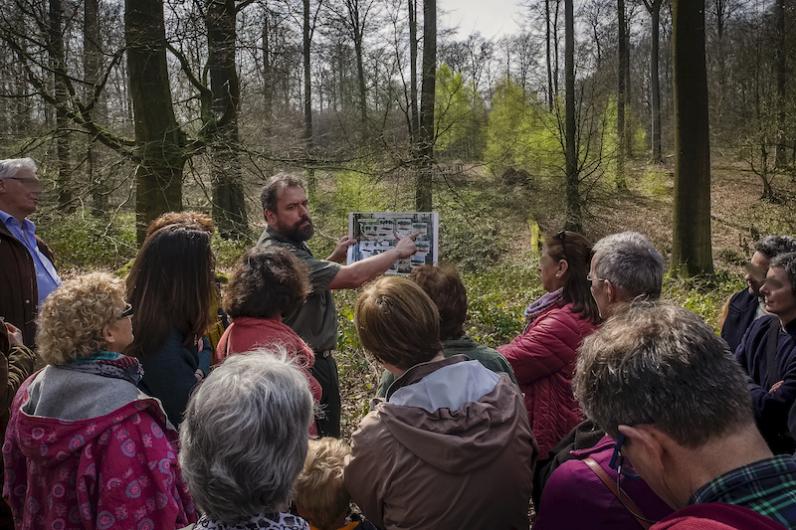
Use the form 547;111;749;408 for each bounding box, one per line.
14;365;170;467
376;355;527;474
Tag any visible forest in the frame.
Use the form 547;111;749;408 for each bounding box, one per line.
1;0;795;429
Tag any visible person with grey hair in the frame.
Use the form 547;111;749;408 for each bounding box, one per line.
179;349;314;530
735;251;796;455
721;235;796;351
573;301;796;529
588;231;665;319
531;231;667;508
0;157;60;347
257;174;417;437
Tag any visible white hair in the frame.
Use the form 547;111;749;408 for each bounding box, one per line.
179;348;313;523
0;158;37;180
592;231;665;299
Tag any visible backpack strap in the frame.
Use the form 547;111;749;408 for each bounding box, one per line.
583;456;652;530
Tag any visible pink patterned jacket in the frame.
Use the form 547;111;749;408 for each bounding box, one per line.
3;366;197;530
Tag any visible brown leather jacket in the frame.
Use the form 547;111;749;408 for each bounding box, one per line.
345;355;537;530
0;221;54;347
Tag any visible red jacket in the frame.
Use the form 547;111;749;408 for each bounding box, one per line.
499;302;597;456
215;316;322;435
651;503;786;529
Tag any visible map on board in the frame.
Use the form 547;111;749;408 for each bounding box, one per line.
347;212;439;274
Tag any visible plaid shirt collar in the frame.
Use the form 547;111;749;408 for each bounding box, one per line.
690;455;796;526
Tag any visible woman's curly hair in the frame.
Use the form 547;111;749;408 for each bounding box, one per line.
36;272;127;365
224;246;310;319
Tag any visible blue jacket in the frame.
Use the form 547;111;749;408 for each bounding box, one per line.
139;330;206;428
721;289;761;352
735;316;796;454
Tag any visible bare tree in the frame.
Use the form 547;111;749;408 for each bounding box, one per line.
564;0;581;230
641;0;663;163
616;0;628;188
671;0;713;275
415;0;435;210
49;0;71;210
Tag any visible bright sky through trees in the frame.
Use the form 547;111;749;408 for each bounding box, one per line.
441;0;524;38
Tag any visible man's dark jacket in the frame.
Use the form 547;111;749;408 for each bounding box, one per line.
722;289;760;352
735;315;796;454
0;222;54;347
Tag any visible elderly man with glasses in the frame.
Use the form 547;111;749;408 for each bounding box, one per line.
0;158;60;347
573;302;795;529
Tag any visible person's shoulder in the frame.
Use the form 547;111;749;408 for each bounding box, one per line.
651;503;787;530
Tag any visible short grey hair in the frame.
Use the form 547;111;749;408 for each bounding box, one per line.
591;231;665;300
770;252;796;294
573;301;753;447
0;157;37;180
179;349;313;523
755;235;796;260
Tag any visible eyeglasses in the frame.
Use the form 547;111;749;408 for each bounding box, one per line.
118;303;134;319
608;434;657;524
5;177;42;191
587;273;608;286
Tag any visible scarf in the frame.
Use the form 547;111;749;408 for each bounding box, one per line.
523;288;563;327
194;512;309;530
58;350;144;386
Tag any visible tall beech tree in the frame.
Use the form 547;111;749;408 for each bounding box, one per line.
125;0;186;241
206;0;248;239
563;0;581;231
671;0;713;275
415;0;436;211
642;0;663;163
616;0;628;189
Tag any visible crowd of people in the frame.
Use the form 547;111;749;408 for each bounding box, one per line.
1;156;795;529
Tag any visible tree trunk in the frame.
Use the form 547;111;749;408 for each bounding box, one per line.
354;36;367;128
624;11;634;158
262;4;273;124
616;0;627;189
564;0;581;231
49;0;72;211
416;0;435;211
84;0;106;217
671;0;713;276
649;2;662;163
553;0;560;98
408;0;420;141
774;0;788;166
207;0;248;240
125;0;185;244
303;0;315;196
545;0;554;110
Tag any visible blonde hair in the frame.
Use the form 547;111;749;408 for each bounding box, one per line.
36;272;127;364
355;276;442;369
294;438;352;530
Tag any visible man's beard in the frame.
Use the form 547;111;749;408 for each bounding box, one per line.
280;217;314;242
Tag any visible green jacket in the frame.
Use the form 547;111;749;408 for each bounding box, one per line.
376;335;517;397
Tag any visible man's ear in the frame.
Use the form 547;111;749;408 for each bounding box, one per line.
264;209;275;225
618;424;666;470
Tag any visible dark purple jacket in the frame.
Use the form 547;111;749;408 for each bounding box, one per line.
735;316;796;454
533;435;673;529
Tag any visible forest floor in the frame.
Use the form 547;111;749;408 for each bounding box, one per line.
37;157;796;439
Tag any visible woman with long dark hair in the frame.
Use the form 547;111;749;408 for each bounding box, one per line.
498;230;600;456
126;224;215;428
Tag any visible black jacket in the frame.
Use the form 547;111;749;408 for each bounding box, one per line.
721;288;761;352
